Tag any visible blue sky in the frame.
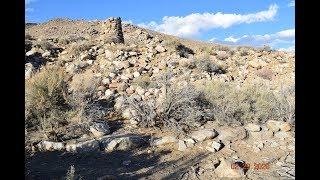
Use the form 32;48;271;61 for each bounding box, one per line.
26;0;295;51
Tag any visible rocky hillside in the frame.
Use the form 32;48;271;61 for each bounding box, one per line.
25;17;295;179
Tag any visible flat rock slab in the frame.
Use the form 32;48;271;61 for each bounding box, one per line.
216;126;247;143
98;133;149;152
150;136;177;146
66;139;100;153
190;129;218;142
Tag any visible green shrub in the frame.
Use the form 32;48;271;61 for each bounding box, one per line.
25;66;68;130
132;74;158;89
200;81;295;124
194;53;226;74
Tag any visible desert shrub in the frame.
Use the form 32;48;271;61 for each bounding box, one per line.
158;83;211;133
25;34;33;40
58;38;70;45
256;68;273;80
194;54;226;74
273;85;295;123
125;71;213;134
240;49;249;56
33;40;53;50
214;45;230;52
25;40;33;52
67;70;102;122
258;45;272;53
199;46;214;55
176;44;194;58
163;38;180;49
200;81;294;124
25;66;68;130
131;74;158;89
216;50;229;60
69;40;94;56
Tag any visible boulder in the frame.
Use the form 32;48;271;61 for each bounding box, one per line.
279;122;292;132
89;120;110;137
104;89;114;99
151;136;177;146
206;140;223;152
37;141;65;151
99;134;147;152
266;120;281;132
155;45;166;53
214;158;245;178
245;123;261;132
190;129;218;142
66;139;100;153
217;126;247;142
177;140;187;151
25;63;35;79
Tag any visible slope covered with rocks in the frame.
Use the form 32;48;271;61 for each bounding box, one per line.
25;17;295;179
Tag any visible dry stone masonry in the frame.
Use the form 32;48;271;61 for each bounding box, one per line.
102;17;124;43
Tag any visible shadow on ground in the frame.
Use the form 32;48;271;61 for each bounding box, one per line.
25;139;211;179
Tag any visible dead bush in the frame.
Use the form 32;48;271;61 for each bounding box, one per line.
176;44;194;58
33;40;53;50
216;51;229;60
25;34;33;40
68;40;94;56
256;68;273;80
131;74;158;89
125;71;213;134
67;70;102;122
194;54;226;74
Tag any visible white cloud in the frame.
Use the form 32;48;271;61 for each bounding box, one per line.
209;37;217;42
138;4;278;38
211;28;295;51
224;36;240;43
26;0;37;5
288;1;295;7
278;46;295;52
123;20;133;24
25;8;34;12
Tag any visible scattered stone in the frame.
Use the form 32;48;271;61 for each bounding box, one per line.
206;140;222;152
177;140;188;151
97;85;107;92
25;63;35;79
109;72;116;78
216;51;229;60
66;139;100;153
42;51;51;58
279;122;292;132
151;136;177;146
274;131;291;140
214;158;245;178
133;71;140;78
89;120;110;137
114;96;125;110
245;123;261;132
101;135;147;152
122;160;131;166
104;89;114;99
184;138;195;147
190;129;218;142
136;86;145;95
266;120;281;132
26;50;36;56
217;126;247;142
155;45;166;53
37;141;65;151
